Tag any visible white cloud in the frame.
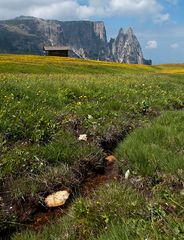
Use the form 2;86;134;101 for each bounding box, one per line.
170;43;179;49
27;1;80;20
86;0;167;20
154;13;170;23
146;40;158;49
0;0;170;23
109;0;162;16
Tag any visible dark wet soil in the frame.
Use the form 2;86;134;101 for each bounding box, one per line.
0;152;120;240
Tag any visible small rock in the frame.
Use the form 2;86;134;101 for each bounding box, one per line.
78;134;87;141
45;190;70;208
105;155;117;165
125;169;130;180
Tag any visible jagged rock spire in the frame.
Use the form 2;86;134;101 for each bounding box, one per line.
126;27;134;35
108;27;147;64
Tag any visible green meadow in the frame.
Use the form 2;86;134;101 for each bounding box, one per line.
0;55;184;239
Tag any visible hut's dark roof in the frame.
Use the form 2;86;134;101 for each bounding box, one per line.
43;46;71;51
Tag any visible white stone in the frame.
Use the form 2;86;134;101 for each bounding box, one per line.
45;190;70;208
125;170;130;180
78;134;87;141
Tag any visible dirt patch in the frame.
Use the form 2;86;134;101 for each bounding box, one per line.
97;124;135;153
81;155;120;196
30;208;65;230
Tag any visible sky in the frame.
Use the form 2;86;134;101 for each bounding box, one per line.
0;0;184;64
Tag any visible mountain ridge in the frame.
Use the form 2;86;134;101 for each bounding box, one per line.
0;16;151;65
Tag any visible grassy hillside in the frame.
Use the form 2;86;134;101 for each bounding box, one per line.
0;55;183;240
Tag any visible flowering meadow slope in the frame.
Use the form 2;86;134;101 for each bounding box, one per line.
0;55;184;240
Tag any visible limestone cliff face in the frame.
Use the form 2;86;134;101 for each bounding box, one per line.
0;16;151;64
57;21;108;59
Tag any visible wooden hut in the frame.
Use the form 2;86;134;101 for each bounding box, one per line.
43;46;71;57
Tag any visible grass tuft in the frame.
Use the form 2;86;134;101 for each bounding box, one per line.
115;111;184;176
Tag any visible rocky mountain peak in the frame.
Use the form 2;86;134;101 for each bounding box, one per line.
15;16;38;21
118;28;124;35
108;27;151;64
126;27;134;36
